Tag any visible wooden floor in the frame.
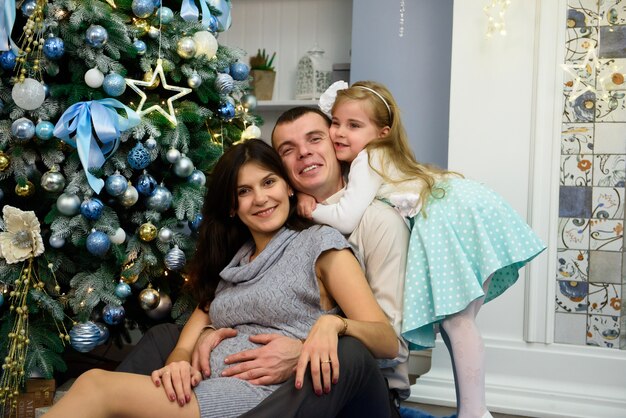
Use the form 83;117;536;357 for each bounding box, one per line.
401;402;529;418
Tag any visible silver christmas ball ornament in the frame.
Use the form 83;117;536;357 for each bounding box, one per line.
49;235;65;248
56;193;81;216
173;155;194;177
12;78;45;110
187;72;202;89
85;25;109;48
69;321;101;353
145;137;157;150
188;169;206;187
157;227;173;243
139;287;160;310
240;93;257;111
84;68;105;88
176;37;196;59
145;185;172;212
148;26;160;39
145;292;172;320
166;148;181;163
41;170;66;192
118;184;139;207
215;73;234;95
109;227;127;245
164;245;186;271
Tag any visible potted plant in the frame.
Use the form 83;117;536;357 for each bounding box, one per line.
250;49;276;100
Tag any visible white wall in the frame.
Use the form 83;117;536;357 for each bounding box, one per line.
410;1;626;417
351;0;453;169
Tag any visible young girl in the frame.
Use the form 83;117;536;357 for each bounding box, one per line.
300;80;546;418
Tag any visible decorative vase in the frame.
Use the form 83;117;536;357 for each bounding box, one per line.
250;69;276;100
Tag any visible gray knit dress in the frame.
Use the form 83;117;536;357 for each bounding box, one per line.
193;225;350;417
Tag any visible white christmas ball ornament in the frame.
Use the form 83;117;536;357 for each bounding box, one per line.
12;78;46;110
241;125;262;140
109;228;127;245
192;31;218;59
84;68;105;88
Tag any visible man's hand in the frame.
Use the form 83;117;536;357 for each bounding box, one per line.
220;334;303;385
296;192;317;219
191;327;238;378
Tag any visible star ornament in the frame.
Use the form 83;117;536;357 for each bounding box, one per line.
126;59;192;126
561;45;601;103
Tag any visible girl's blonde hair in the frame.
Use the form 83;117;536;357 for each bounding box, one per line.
332;80;459;212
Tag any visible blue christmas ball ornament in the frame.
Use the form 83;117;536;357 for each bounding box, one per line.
136;172;157;195
0;292;3;307
95;323;110;345
80;198;105;220
0;50;17;70
146;185;172;212
11;118;36;140
156;7;174;24
35;121;55;140
132;0;155;18
189;214;203;231
69;321;101;353
102;304;126;325
85;25;109;48
188;169;206;187
230;62;250;81
133;39;147;55
127;142;151;170
43;36;65;60
217;101;236;120
105;173;128;196
207;15;219;33
86;230;111;256
103;73;126;97
215;73;234;95
115;282;132;299
21;0;36;16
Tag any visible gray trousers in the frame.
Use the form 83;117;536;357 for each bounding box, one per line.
116;324;398;418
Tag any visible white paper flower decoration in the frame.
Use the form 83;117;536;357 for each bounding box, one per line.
318;80;349;117
0;206;45;264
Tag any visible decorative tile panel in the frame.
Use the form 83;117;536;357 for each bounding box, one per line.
587;314;621;348
568;0;599;27
589;218;623;250
557;249;589;282
558;218;591;250
591;187;624;218
561;123;594;154
558;2;626;349
589;251;623;283
588;283;622;314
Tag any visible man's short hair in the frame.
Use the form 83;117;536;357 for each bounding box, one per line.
271;107;331;145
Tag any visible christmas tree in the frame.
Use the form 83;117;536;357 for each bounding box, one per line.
0;0;261;412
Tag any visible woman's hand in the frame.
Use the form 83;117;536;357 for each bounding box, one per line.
191;327;238;378
296;192;317;219
151;360;202;407
294;315;344;395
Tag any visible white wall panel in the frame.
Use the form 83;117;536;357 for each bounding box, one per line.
220;0;353;100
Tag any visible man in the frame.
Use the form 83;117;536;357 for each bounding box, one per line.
117;107;410;417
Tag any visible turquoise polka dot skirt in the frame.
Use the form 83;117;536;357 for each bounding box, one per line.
401;178;546;351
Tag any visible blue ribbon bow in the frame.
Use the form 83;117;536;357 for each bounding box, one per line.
53;99;140;194
180;0;231;31
0;0;17;52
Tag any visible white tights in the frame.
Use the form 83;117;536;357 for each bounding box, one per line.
440;278;493;418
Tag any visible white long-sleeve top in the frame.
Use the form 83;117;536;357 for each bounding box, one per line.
312;148;424;234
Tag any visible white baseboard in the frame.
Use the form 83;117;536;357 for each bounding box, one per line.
407;338;626;418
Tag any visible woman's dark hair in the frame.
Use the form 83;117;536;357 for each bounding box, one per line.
188;139;312;311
